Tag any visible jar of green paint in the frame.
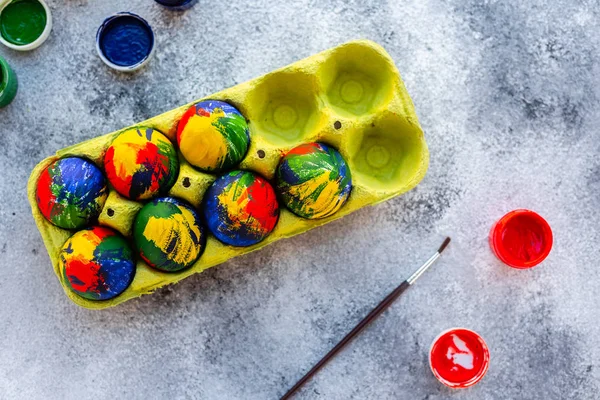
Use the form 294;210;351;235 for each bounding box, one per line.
0;55;17;107
0;0;52;51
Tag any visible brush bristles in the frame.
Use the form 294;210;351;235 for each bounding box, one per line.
437;237;451;254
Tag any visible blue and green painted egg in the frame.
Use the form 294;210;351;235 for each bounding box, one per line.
276;143;352;219
133;197;206;272
60;226;136;301
36;157;108;229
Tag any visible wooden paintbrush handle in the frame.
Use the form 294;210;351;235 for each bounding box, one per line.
280;281;411;399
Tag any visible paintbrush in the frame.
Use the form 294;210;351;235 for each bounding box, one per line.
280;237;451;400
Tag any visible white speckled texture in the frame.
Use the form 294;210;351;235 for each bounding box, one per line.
1;1;599;399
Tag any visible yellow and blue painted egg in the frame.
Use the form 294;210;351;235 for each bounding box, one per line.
104;127;179;201
276;143;352;219
133;197;206;272
59;226;136;300
36;157;108;230
177;100;250;172
204;170;279;247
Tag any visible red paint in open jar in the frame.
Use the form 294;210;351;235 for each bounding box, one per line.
429;328;490;389
490;209;553;269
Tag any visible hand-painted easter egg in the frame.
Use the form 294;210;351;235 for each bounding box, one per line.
276;143;352;219
60;226;135;300
36;157;108;229
177;100;250;172
133;197;206;272
104;127;179;201
204;170;279;247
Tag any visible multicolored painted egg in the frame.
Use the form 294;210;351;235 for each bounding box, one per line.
36;157;108;229
177;100;250;172
104;127;179;201
276;143;352;219
204;170;279;247
133;197;206;272
59;226;136;301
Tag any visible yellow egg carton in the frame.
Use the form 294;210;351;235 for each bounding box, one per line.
27;40;429;309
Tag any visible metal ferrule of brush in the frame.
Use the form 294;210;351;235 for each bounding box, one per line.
407;252;441;285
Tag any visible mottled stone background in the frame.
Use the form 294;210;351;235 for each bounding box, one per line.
1;1;599;399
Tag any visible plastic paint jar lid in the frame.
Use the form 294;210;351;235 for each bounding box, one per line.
0;55;18;107
490;209;553;269
95;12;155;72
0;0;53;51
429;328;490;389
154;0;198;10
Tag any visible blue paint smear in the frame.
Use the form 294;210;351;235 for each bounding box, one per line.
92;243;135;300
195;100;243;117
278;160;302;185
55;157;106;209
194;100;251;143
129;166;155;199
145;128;153;141
99;15;153;67
320;143;352;199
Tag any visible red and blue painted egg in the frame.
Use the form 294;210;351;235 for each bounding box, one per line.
276;143;352;219
60;226;136;301
204;170;279;247
133;197;206;272
104;127;179;201
36;157;108;229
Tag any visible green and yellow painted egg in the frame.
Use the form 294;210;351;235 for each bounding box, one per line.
104;127;179;201
276;142;352;219
177;100;250;172
133;197;206;272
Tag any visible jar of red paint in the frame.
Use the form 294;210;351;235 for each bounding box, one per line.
429;328;490;389
489;209;553;269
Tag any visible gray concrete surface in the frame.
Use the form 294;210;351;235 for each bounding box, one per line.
1;0;599;399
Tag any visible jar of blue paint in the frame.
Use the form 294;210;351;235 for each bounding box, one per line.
96;12;155;72
154;0;198;11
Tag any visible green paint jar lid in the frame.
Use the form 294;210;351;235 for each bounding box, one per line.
0;0;52;51
0;55;17;107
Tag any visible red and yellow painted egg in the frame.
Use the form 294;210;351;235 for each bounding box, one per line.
104;127;179;201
